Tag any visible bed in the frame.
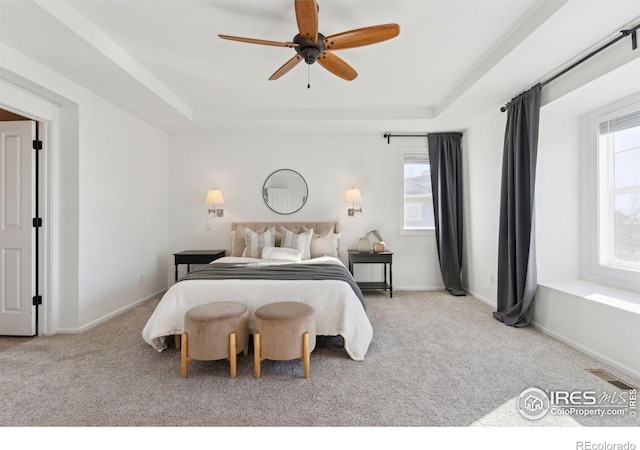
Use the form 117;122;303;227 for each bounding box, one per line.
142;222;373;361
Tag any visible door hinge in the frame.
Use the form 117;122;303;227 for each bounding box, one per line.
32;218;43;228
32;140;43;151
32;295;42;306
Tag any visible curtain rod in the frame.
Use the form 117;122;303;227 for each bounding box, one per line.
382;132;463;144
500;23;639;112
382;133;428;144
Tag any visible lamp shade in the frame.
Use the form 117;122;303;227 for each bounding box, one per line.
206;189;224;205
344;188;362;203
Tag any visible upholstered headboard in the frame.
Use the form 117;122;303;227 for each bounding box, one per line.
230;221;340;258
231;221;339;234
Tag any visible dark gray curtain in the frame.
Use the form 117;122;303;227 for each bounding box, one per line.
493;85;541;327
428;132;465;296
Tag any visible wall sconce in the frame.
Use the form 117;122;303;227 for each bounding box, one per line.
345;187;362;217
206;189;224;218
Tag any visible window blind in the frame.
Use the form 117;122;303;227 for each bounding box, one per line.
599;110;640;134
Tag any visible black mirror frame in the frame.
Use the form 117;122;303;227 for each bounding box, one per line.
262;169;308;215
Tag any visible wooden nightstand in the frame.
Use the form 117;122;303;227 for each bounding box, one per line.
174;250;226;281
348;250;393;298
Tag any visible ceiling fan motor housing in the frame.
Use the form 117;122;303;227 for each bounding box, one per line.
293;33;325;64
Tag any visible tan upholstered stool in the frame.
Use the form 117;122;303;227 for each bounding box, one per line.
181;302;249;378
253;301;316;379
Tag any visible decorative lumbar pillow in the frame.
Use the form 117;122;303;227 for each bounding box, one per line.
280;227;313;260
262;246;302;262
244;227;276;258
309;228;341;258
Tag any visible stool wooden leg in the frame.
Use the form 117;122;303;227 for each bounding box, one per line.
229;332;237;378
254;332;261;378
181;333;188;378
175;334;181;350
302;332;310;379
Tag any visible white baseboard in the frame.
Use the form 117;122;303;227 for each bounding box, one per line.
394;285;445;291
56;289;167;334
531;320;640;381
464;288;496;308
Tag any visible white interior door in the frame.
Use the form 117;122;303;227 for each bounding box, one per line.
267;187;291;213
0;120;35;336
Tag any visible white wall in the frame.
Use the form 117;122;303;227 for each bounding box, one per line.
55;103;80;330
462;109;506;305
535;112;580;281
0;42;170;333
77;97;169;328
168;132;443;290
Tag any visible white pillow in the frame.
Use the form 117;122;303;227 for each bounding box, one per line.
310;229;341;258
262;246;302;262
280;227;313;260
244;227;276;258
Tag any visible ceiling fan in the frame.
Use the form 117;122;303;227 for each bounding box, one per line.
219;0;400;83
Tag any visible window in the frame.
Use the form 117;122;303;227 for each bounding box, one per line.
399;148;434;233
597;107;640;270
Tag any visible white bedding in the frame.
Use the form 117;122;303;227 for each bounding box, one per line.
141;255;373;360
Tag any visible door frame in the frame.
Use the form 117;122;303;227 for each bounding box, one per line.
1;79;59;335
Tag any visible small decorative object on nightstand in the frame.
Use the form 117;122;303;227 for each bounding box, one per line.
358;236;370;252
174;250;226;281
367;229;386;253
348;249;393;298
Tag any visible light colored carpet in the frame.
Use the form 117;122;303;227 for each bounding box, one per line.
0;290;637;428
0;336;32;352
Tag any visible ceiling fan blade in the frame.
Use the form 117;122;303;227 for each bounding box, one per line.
317;51;358;81
323;24;400;50
219;34;298;48
295;0;318;43
269;54;303;80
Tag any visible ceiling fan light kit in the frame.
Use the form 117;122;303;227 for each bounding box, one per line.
219;0;400;83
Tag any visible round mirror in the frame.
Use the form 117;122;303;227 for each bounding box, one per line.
262;169;308;215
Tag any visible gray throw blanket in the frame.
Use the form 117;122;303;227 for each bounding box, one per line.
178;263;366;309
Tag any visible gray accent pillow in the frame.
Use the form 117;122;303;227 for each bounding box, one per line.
280;227;313;260
244;227;276;258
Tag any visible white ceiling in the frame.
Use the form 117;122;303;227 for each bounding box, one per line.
0;0;639;134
